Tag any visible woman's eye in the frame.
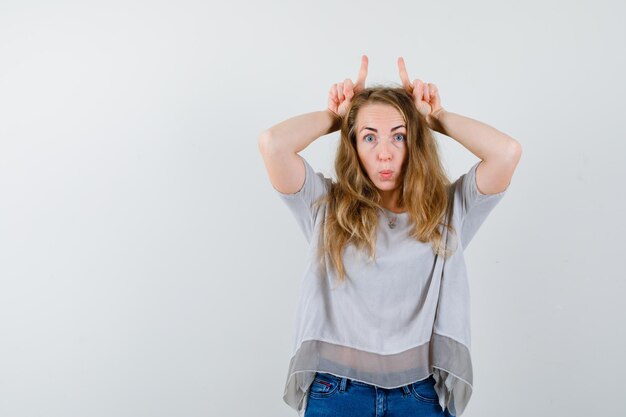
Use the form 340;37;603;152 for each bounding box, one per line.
364;134;375;143
394;134;405;141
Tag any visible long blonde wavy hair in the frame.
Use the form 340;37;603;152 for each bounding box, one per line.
312;86;457;285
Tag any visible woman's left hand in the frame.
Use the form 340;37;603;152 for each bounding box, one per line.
397;57;445;128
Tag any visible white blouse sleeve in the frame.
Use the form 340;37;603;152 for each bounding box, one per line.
274;155;331;242
453;160;508;249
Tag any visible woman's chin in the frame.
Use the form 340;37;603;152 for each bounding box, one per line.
373;182;399;192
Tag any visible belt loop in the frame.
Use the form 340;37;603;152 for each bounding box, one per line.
402;384;410;397
340;376;348;391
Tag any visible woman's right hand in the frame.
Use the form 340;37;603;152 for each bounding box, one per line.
327;55;369;119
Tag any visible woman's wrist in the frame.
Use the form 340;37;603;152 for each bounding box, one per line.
325;109;343;133
426;107;447;134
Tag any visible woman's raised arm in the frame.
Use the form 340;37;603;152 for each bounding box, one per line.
397;56;522;195
257;110;339;195
258;55;369;195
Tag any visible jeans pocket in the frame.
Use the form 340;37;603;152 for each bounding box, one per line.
410;375;439;403
309;372;340;399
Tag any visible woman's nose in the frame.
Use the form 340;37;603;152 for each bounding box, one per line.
378;139;393;160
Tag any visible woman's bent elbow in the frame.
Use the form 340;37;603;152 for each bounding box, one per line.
258;130;273;153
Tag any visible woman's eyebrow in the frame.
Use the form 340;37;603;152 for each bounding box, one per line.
360;125;406;133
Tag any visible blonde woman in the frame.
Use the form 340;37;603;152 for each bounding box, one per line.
258;55;521;417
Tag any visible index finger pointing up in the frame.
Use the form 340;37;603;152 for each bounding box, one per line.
397;57;413;92
355;55;368;88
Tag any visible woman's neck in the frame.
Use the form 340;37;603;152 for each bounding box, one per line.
381;190;405;213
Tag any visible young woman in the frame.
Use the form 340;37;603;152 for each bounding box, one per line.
258;55;521;417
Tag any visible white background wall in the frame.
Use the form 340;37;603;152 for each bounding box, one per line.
1;0;624;416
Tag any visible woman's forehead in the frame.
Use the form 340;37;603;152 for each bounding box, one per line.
356;103;405;128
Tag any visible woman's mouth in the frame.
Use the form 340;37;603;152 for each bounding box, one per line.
379;170;393;179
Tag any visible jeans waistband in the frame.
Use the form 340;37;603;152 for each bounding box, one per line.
315;372;414;396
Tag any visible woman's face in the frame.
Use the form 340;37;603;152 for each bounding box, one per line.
355;103;407;193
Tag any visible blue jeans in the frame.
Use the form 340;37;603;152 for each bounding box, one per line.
304;372;454;417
